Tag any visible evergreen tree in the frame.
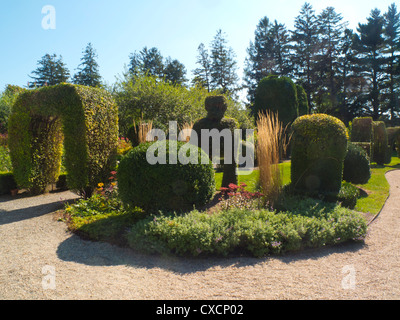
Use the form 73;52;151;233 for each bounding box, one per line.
383;3;400;123
129;47;186;85
73;43;102;87
291;2;319;110
129;47;165;78
29;54;70;88
210;29;240;96
314;7;347;113
192;43;212;91
244;17;272;103
163;58;187;85
354;9;385;119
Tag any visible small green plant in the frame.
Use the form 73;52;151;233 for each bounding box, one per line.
343;142;371;184
0;146;12;172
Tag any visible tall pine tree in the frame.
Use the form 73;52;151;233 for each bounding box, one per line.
192;43;212;91
291;2;320;111
73;43;102;87
354;9;385;119
29;54;70;88
383;3;400;123
210;29;240;96
314;7;347;113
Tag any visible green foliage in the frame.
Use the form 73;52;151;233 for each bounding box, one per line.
296;84;309;116
353;142;373;159
28;54;70;88
291;114;348;194
343;143;371;184
0;146;12;172
126;204;367;257
0;172;17;195
0;85;25;133
252;75;299;127
117;140;215;213
72;43;102;87
8;84;118;196
372;121;390;165
351;117;374;143
114;74;252;136
397;133;400;157
387;126;400;151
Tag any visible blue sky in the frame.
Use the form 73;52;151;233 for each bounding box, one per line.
0;0;398;93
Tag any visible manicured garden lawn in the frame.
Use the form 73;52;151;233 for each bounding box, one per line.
354;155;400;215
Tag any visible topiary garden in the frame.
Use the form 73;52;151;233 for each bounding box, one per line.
2;77;400;259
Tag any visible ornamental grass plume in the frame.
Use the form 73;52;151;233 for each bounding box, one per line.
256;111;289;207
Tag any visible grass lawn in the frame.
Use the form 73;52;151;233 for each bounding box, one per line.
354;155;400;215
216;156;400;216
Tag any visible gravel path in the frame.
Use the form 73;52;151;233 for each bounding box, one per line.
1;170;399;300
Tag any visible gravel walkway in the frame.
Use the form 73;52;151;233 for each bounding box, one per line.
1;170;399;300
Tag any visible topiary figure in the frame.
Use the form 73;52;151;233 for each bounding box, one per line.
118;140;215;213
191;95;239;187
252;75;299;128
291;114;348;195
351;117;374;143
343;142;371;184
372;121;390;165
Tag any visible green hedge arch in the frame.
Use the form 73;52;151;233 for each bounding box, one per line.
8;83;118;196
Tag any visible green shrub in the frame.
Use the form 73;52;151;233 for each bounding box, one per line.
126;204;367;257
296;84;309;116
353;142;373;159
291;114;348;195
343;143;371;184
387;127;400;151
397;133;400;157
0;146;12;172
0;172;17;195
372;121;390;165
252;75;299;127
117;140;215;213
8;84;118;196
351;117;373;143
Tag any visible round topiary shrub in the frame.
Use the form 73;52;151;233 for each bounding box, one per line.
252;75;299;128
343;143;371;184
291;114;348;194
118;140;215;213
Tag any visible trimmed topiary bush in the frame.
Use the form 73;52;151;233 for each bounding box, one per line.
343;142;371;184
0;172;17;195
8;84;118;196
296;84;309;116
372;121;390;165
192;95;239;188
387;126;400;151
291;114;348;195
118;140;215;213
351;117;374;143
252;75;299;128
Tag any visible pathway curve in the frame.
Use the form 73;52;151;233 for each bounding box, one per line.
0;170;399;300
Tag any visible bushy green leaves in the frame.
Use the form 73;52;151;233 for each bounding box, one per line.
126;203;367;257
8;84;118;196
118;140;215;213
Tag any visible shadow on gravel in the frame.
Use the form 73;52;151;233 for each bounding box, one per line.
0;201;68;226
56;233;366;275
